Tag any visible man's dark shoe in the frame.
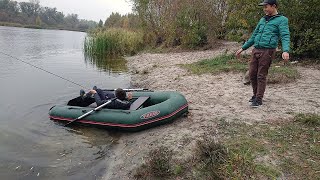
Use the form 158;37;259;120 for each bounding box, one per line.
80;89;86;97
244;81;251;85
249;96;256;103
93;86;98;90
251;98;263;108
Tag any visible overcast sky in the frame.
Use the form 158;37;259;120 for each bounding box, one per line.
16;0;133;22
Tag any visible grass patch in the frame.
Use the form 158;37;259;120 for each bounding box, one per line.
134;135;276;179
256;164;282;178
268;65;300;84
84;28;144;58
295;113;320;126
134;114;320;179
134;146;173;179
193;137;229;179
221;117;320;180
182;54;247;74
182;53;300;84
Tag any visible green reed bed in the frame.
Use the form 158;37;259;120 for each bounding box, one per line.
84;28;144;57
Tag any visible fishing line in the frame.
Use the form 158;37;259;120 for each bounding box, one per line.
0;51;87;89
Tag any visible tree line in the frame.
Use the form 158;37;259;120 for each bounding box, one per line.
94;12;140;30
0;0;97;31
102;0;320;58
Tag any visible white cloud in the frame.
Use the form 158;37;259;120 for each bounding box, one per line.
15;0;133;22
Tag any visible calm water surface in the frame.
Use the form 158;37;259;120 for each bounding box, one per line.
0;26;130;179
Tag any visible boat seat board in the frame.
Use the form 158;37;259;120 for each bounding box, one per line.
130;96;150;110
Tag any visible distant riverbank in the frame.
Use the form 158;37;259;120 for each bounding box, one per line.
0;22;87;32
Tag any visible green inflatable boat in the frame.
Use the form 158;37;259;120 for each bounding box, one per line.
49;91;188;131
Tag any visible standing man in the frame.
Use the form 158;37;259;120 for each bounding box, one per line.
236;0;290;108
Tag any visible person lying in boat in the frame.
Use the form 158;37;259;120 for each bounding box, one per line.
80;86;115;100
83;87;133;110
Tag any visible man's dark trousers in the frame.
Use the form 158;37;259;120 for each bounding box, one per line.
249;48;276;100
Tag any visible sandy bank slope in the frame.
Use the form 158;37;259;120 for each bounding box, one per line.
103;42;320;179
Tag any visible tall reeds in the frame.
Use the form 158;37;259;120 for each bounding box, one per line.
84;28;144;58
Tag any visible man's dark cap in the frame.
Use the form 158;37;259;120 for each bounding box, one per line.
259;0;278;6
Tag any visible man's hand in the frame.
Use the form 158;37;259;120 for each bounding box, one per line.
89;90;97;94
236;48;244;59
282;52;290;63
127;92;133;100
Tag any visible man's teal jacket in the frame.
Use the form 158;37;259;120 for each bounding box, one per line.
242;14;290;52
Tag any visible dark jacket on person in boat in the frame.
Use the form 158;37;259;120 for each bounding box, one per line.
94;88;132;110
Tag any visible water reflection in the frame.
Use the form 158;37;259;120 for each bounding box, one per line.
84;55;128;73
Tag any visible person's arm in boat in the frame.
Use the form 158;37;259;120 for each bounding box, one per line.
90;90;132;109
94;93;107;106
90;90;110;107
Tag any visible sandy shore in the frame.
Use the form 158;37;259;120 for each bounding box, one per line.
103;41;320;179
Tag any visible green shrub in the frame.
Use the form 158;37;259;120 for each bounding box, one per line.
227;0;320;58
279;0;320;58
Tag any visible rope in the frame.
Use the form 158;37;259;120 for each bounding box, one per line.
0;51;87;89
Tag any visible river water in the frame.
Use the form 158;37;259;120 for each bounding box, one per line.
0;26;130;179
